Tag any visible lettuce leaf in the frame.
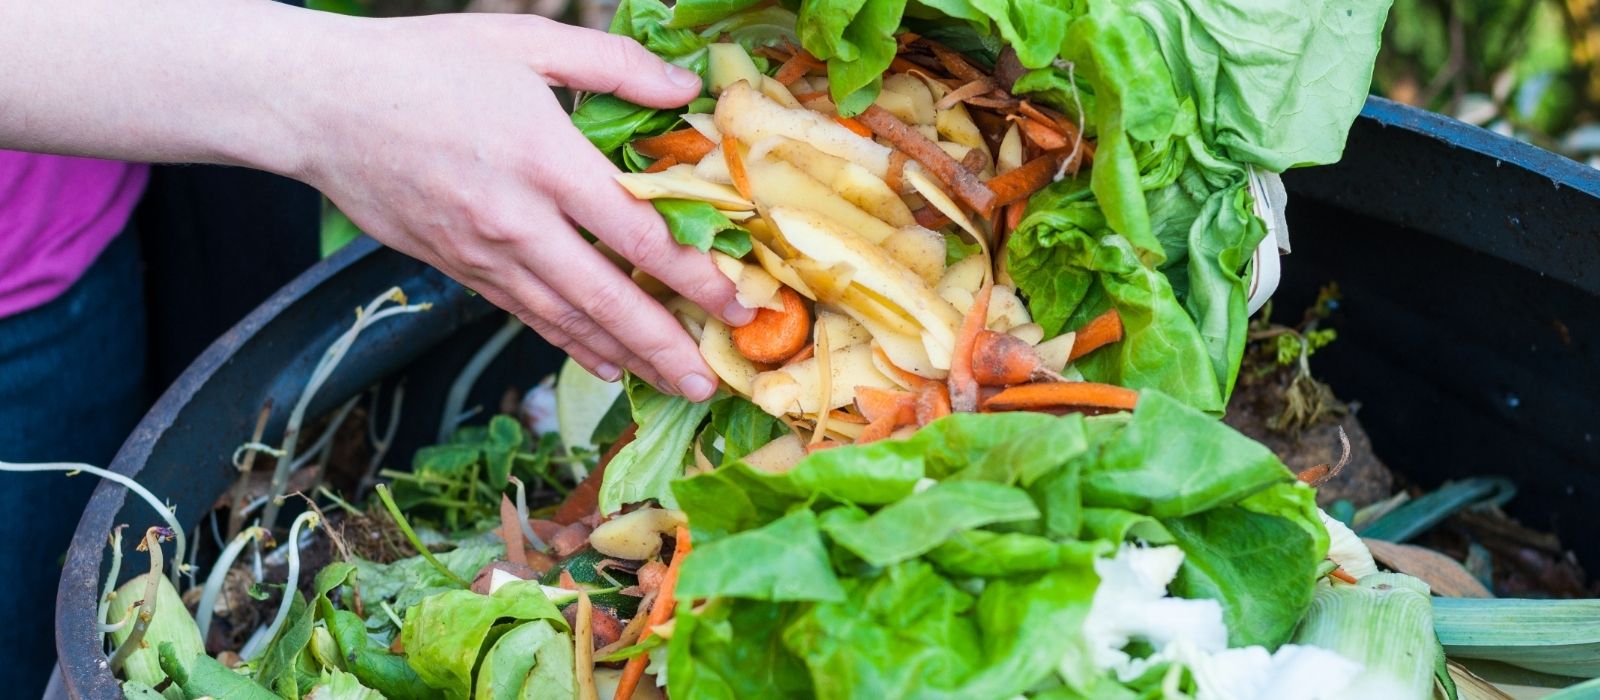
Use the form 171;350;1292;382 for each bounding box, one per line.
652;199;754;258
677;508;848;601
799;0;910;114
599;379;713;514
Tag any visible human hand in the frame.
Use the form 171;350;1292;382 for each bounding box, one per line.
297;13;753;401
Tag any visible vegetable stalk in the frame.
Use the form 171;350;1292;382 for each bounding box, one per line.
1292;573;1438;699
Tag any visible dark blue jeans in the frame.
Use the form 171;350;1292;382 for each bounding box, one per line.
0;229;148;698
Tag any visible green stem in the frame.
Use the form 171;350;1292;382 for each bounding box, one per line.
375;485;469;588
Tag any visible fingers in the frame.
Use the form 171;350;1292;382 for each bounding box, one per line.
481;267;672;391
532;22;702;109
547;127;757;329
503;209;723;402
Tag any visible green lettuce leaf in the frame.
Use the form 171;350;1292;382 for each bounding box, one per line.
400;581;568;700
1162;502;1322;648
677;509;848;601
1081;391;1290;517
600;380;714;514
653;199;754;258
668;598;815;699
1127;0;1391;170
708;397;788;466
799;0;909;114
322;602;438;700
472;620;576;700
822;481;1040;566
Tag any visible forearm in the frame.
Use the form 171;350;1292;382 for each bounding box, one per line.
0;0;351;177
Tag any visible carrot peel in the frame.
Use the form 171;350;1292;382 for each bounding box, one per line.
632;129;716;164
981;382;1139;413
1067;308;1124;361
731;287;811;363
948;282;994;413
614;526;692;700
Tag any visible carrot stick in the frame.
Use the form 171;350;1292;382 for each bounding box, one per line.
948;282;994;413
934;78;997;110
1005;201;1025;234
853;386;917;423
615;527;692;700
1013;116;1069;151
925;41;989;85
987;151;1065;209
885;150;909;193
553;424;636;524
971;329;1065;386
773;53;823;85
835;115;874;138
731;286;811;363
806;440;847;453
854;415;899;444
723;135;752;200
914;382;951;426
857;106;998;213
1330;567;1359;584
1068;308;1124;361
632;129;716;164
781;343;815;367
641;155;678;174
981;382;1139;412
913;206;951;230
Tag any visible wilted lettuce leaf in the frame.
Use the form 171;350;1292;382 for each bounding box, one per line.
599;379;713;514
472;619;576;700
926;531;1110;578
1081;391;1290;517
400;581;568;699
571;95;684;158
677;509;848;601
822;481;1040;566
1162;502;1321;648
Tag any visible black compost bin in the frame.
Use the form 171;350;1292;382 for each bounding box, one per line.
55;97;1600;698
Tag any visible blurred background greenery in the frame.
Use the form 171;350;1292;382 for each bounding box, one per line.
309;0;1600;255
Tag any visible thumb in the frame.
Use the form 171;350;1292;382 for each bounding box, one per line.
535;23;702;108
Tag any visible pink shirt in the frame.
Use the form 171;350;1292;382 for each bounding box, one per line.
0;151;149;318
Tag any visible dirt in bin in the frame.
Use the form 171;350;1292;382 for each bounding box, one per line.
1226;317;1597;597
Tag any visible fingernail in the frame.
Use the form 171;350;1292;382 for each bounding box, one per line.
722;300;757;326
595;363;622;382
678;374;716;402
665;64;703;91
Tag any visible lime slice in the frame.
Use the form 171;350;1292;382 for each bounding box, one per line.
556;357;625;453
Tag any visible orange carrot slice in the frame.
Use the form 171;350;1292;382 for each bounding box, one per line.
971;330;1065;386
723;135;752;200
773;53;824;85
731;287;811;363
857;106;998;214
914;382;952;426
1067;308;1124;361
853;386;917;424
987;150;1065;209
835;115;874;138
614;526;692;700
981;382;1139;412
641;155;678;174
948;281;994;412
632;129;716;164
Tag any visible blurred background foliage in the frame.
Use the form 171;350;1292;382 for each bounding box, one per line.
309;0;1600;255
